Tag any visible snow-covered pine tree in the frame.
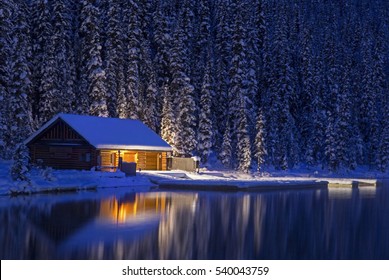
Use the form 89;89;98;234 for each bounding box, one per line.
175;82;197;157
213;0;231;155
235;94;252;173
37;42;59;125
228;2;251;172
153;2;172;88
373;22;388;170
219;118;232;168
79;0;108;117
334;50;354;170
251;0;266;96
197;59;214;165
170;23;197;157
124;0;141;120
358;29;380;168
141;41;160;132
371;24;386;168
378;92;389;172
29;0;60;125
0;0;13;159
189;0;211;107
323;16;341;171
10;143;30;183
242;0;260;143
264;4;297;170
305;50;326;167
52;0;77;114
254;110;266;172
160;85;176;151
104;0;124;117
178;0;196;76
7;0;34;150
115;0;128;119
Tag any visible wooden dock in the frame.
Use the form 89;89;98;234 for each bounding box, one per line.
145;171;378;192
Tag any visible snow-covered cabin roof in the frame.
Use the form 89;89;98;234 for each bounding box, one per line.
24;113;173;152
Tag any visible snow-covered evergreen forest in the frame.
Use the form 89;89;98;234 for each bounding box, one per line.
1;0;389;173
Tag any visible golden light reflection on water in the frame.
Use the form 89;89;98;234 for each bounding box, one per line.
328;187;353;200
99;192;198;225
358;187;376;198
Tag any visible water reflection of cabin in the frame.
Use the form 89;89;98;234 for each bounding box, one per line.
100;193;169;224
24;113;173;171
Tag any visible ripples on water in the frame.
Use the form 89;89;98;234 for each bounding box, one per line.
1;183;389;260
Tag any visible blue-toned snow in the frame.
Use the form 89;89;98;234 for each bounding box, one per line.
24;113;172;151
0;159;381;196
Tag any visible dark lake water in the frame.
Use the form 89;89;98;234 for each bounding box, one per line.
1;183;389;260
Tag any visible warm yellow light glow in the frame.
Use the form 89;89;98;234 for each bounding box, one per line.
99;193;169;224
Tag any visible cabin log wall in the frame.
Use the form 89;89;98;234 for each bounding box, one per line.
27;119;97;170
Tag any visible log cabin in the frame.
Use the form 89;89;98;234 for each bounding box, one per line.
24;113;173;171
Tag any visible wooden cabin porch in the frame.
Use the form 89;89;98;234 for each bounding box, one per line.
98;150;168;171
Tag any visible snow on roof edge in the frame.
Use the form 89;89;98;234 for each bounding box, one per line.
95;145;173;152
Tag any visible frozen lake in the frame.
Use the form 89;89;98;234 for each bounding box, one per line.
1;182;389;259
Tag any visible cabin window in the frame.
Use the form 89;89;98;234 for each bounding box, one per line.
79;153;91;162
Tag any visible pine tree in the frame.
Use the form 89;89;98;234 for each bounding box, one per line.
359;32;379;167
235;94;251;172
160;85;176;151
124;0;141;120
0;0;14;159
175;82;197;157
52;0;76;114
219;118;232;168
334;52;354;170
153;2;172;88
36;1;59;125
7;0;34;150
213;0;231;155
323;18;341;171
79;0;108;117
305;50;326;167
264;4;298;170
254;110;266;172
229;2;251;172
378;94;389;172
170;23;197;157
197;60;214;165
178;0;196;75
141;41;160;132
104;0;124;117
191;0;212;104
37;48;59;124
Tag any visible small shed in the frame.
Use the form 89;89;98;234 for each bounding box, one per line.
24;113;173;171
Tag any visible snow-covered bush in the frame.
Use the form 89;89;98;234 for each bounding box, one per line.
10;143;31;183
40;166;55;181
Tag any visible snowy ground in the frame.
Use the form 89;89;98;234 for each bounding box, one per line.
0;160;154;196
0;159;384;196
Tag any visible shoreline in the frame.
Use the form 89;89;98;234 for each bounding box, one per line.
0;169;383;197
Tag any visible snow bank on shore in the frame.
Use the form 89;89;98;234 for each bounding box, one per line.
0;160;382;196
0;160;154;196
